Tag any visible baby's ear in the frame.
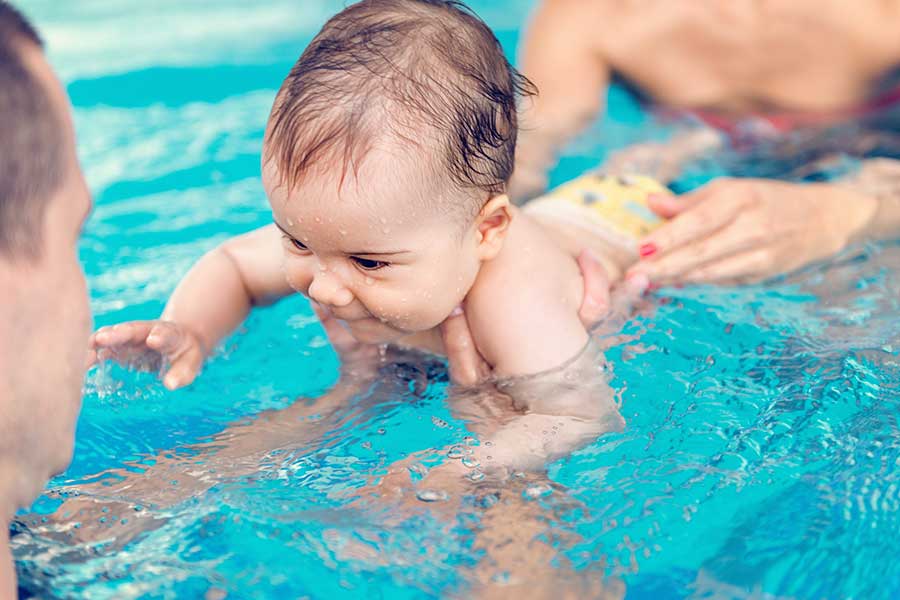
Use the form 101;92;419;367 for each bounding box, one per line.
475;194;512;260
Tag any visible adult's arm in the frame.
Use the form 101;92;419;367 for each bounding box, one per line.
511;0;610;202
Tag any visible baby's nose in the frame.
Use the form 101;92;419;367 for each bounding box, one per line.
307;268;353;308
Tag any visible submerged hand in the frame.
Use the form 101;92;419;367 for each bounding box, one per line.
90;320;205;390
627;178;877;285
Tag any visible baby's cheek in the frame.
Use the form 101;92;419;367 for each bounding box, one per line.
282;255;314;296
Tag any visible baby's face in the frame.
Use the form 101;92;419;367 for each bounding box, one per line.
264;145;484;344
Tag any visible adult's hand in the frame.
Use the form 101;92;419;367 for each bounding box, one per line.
627;177;878;285
441;250;648;386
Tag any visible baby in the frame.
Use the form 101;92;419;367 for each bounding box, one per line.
93;0;658;421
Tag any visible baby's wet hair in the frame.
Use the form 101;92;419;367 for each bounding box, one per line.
264;0;535;218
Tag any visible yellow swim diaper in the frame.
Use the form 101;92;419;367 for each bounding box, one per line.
525;172;666;251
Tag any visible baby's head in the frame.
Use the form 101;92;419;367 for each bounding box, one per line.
262;0;533;343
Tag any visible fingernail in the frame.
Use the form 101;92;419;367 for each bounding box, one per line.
449;305;463;317
639;243;657;257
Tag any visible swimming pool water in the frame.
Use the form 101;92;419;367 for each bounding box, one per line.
12;1;900;598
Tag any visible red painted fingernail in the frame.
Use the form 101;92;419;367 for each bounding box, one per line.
639;243;657;257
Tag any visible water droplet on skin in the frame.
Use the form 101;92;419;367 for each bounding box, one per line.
365;277;374;285
485;441;493;447
297;216;303;223
302;236;309;242
314;217;322;223
447;445;465;459
416;489;449;503
287;218;294;226
478;491;498;507
379;217;388;224
462;456;480;469
339;229;347;236
464;436;478;446
467;470;486;482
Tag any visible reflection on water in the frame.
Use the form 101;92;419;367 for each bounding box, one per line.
12;0;900;598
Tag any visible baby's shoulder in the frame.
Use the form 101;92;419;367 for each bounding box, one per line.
464;217;587;376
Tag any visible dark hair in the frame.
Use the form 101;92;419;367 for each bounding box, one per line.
0;1;64;257
264;0;535;217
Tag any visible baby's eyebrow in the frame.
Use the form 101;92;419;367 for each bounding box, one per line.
272;220;294;237
273;219;409;255
344;249;411;256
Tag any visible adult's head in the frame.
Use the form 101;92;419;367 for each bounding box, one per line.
0;1;91;516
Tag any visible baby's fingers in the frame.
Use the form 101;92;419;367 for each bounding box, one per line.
145;321;188;355
91;321;157;349
162;346;204;390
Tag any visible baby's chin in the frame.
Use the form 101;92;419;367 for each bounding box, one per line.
345;318;409;345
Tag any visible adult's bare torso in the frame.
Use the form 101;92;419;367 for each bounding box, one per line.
591;0;900;114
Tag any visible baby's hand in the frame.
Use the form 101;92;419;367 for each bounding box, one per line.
89;320;205;390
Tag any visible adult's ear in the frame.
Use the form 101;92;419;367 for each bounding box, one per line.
475;194;512;261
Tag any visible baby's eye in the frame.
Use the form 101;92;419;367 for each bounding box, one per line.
286;237;310;253
351;256;388;271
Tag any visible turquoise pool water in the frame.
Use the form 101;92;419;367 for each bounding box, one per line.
11;1;900;598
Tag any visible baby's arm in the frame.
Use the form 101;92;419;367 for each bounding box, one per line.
457;249;621;471
92;224;296;388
